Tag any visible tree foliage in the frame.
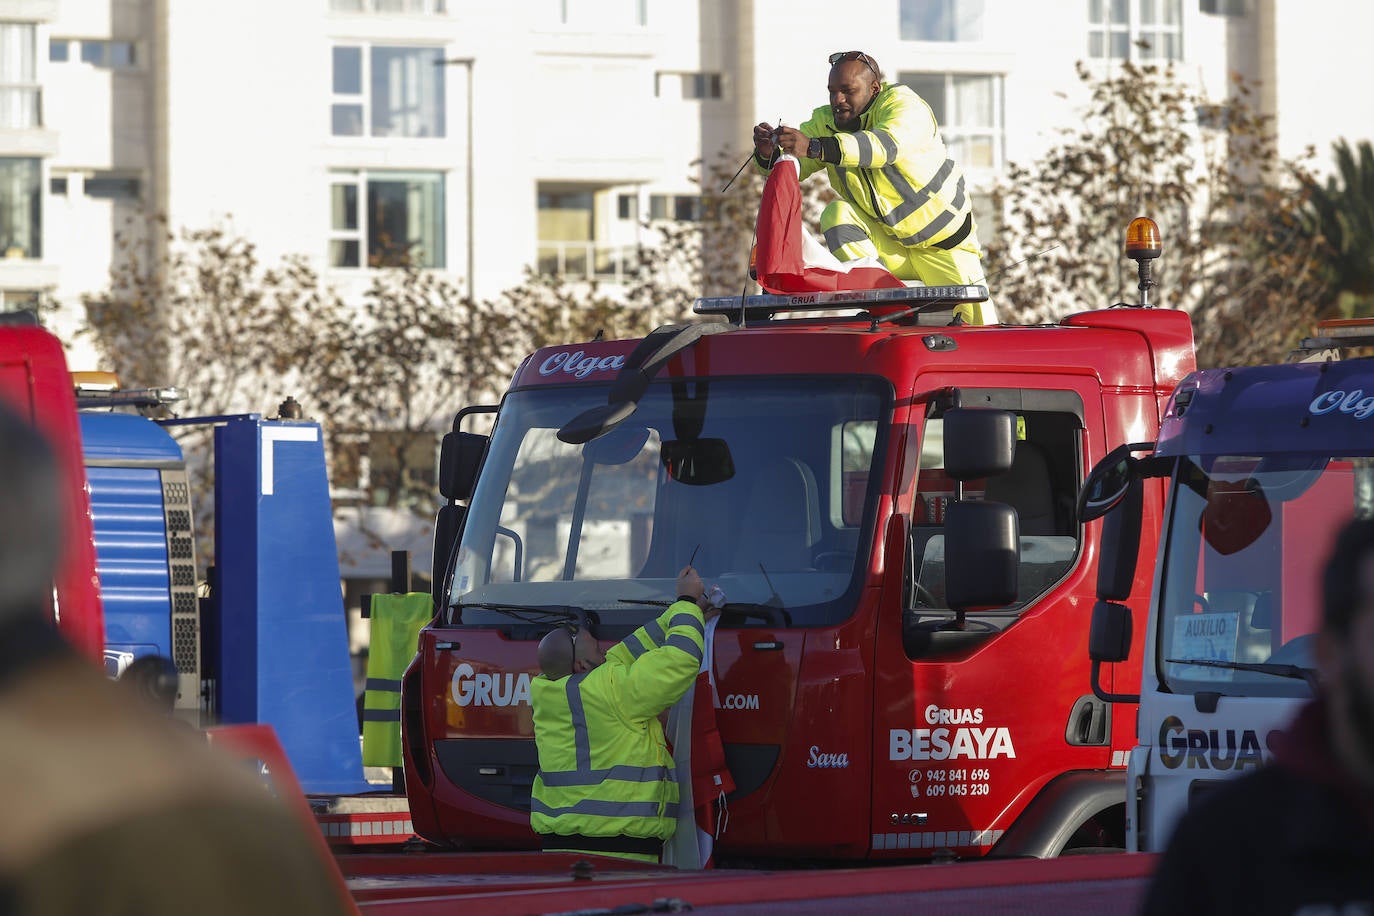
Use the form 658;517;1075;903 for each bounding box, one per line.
81;217;322;416
81;218;331;563
985;61;1333;367
297;265;526;510
1302;138;1374;317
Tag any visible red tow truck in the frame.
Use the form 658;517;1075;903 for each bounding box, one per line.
0;315;103;660
400;234;1196;863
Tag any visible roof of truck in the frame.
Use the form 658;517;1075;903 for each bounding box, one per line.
1157;357;1374;456
513;304;1196;397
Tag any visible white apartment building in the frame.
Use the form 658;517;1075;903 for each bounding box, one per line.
1;0;1371;366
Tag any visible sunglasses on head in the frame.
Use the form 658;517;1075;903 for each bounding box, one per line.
829;51;880;80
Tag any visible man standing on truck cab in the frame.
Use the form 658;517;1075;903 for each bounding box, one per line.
530;566;710;863
1142;516;1374;914
753;51;996;325
0;403;351;914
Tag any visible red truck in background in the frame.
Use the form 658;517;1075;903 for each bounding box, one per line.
401;264;1197;862
0;315;102;660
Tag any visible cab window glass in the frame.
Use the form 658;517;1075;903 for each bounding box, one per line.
905;402;1082;658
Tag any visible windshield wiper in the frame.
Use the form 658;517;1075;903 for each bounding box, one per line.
617;597;790;627
1165;657;1318;690
454;602;593;628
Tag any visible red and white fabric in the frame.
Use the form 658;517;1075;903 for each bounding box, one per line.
753;154;906;294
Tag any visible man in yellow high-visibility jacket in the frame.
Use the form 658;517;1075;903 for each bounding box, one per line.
754;50;997;325
530;566;708;862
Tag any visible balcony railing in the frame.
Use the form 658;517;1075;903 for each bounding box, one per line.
537;241;639;285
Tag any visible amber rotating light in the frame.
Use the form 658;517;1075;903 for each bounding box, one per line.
1125;217;1162;307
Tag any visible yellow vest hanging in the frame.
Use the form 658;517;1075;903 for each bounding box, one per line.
361;592;434;767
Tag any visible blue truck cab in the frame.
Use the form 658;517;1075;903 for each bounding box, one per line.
78;408;202;723
77;385;370;794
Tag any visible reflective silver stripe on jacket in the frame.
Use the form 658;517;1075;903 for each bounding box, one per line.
554;673;678;788
882;159;956;227
530;798;681;819
669;613;704;635
566;673;592;771
832;157;963;242
854;129;900;167
665;633;702;662
824;224;869;250
539;764;673;787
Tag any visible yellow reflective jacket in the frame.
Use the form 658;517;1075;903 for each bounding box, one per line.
361;592;433;767
795;82;973;249
529;601;705;845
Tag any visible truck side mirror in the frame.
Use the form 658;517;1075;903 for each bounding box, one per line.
944;500;1019;611
1077;441;1153;522
439;430;487;502
1088;600;1140;704
942;408;1016;481
1096;475;1143;602
431;503;467;615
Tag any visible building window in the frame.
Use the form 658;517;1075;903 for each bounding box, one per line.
1;23;40;130
899;72;1003;170
329;170;446;268
0;158;41;259
50;39;137;68
617;193;638;221
655;72;723;100
900;0;986;41
1088;0;1182;61
330;0;448;12
1200;0;1249;15
536;185;637;283
648;194;701;222
84;174;141;200
0;289;44;310
50;176;67;195
331;45;446;138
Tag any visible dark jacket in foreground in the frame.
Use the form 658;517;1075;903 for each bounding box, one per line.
1141;696;1374;915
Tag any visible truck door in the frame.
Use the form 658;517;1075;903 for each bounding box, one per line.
871;381;1106;857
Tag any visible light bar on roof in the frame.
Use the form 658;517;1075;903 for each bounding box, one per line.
693;284;989;317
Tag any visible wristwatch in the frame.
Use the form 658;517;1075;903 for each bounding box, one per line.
807;138;822;160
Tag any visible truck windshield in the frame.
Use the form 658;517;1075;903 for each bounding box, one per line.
1157;452;1374;698
447;376;890;629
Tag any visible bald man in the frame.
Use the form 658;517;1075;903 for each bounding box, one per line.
529;566;708;862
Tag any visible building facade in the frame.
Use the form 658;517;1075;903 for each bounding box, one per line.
1;0;1370;365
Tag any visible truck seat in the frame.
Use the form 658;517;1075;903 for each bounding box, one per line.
984;440;1057;536
742;456;820;571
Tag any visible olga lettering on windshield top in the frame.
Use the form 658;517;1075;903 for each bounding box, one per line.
1310;389;1374;420
538;350;627;380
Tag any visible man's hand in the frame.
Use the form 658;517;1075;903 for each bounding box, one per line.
753;122;777;159
773;126;812;159
676;566;705;605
